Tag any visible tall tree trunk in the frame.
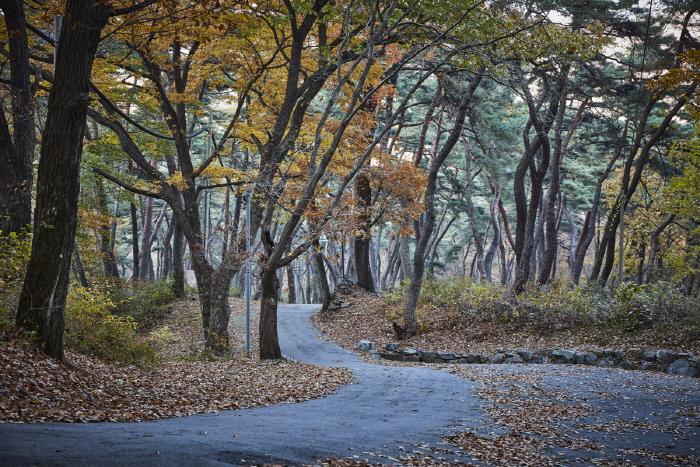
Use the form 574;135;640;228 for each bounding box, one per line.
287;260;297;304
512;66;567;292
404;72;483;335
259;267;281;359
354;171;375;292
72;245;90;288
381;237;399;290
484;190;502;280
464;156;486;282
172;221;185;296
570;126;627;284
314;241;332;310
95;177;119;277
130;202;140;280
538;81;568;285
0;0;34;234
15;0;111;359
162;216;174;280
643;215;675;283
139;197;154;280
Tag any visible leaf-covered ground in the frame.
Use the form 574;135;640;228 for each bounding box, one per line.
316;290;700;466
0;297;351;423
314;287;699;355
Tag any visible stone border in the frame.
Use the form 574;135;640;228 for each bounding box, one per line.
356;341;700;378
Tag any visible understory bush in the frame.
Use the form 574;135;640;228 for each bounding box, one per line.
65;285;157;367
0;231;31;337
385;277;700;344
610;281;700;337
112;280;176;329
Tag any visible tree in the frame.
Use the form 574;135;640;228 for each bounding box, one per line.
403;70;483;335
15;0;150;359
0;0;34;234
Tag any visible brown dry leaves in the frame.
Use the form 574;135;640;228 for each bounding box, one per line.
314;288;698;356
0;297;352;423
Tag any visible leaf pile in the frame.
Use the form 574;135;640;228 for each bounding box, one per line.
1;297;352;423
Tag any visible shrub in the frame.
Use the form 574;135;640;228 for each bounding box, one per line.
0;230;31;334
386;276;699;345
112;280;176;329
148;325;181;353
383;278;508;331
65;285;157;367
610;281;700;338
516;283;610;332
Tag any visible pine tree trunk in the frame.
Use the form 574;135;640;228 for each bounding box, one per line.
139;197;154;280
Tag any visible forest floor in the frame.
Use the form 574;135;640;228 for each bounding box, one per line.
314;290;700;466
314;286;700;356
1;304;699;466
0;296;351;423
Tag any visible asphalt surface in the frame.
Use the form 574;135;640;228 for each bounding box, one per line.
1;304;699;466
0;305;485;466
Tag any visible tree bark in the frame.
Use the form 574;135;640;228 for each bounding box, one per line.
259;267;282;359
484;189;502;280
130;201;140;280
403;71;483;335
354;171;375;292
643;215;675;283
15;0;111;359
287;260;297;304
95;177;119;277
0;0;34;234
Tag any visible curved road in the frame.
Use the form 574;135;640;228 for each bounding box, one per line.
0;305;485;466
2;304;700;466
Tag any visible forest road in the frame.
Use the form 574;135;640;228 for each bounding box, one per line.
0;304;485;466
2;304;700;466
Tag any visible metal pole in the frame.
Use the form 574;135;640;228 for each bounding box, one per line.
54;15;62;67
618;198;625;285
245;187;252;355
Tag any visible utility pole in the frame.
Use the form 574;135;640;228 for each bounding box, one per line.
618;198;625;285
245;187;252;355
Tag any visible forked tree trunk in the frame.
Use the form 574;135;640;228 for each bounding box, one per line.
313;241;332;310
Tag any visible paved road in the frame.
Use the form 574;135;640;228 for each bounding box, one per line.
2;304;699;466
0;305;485;466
